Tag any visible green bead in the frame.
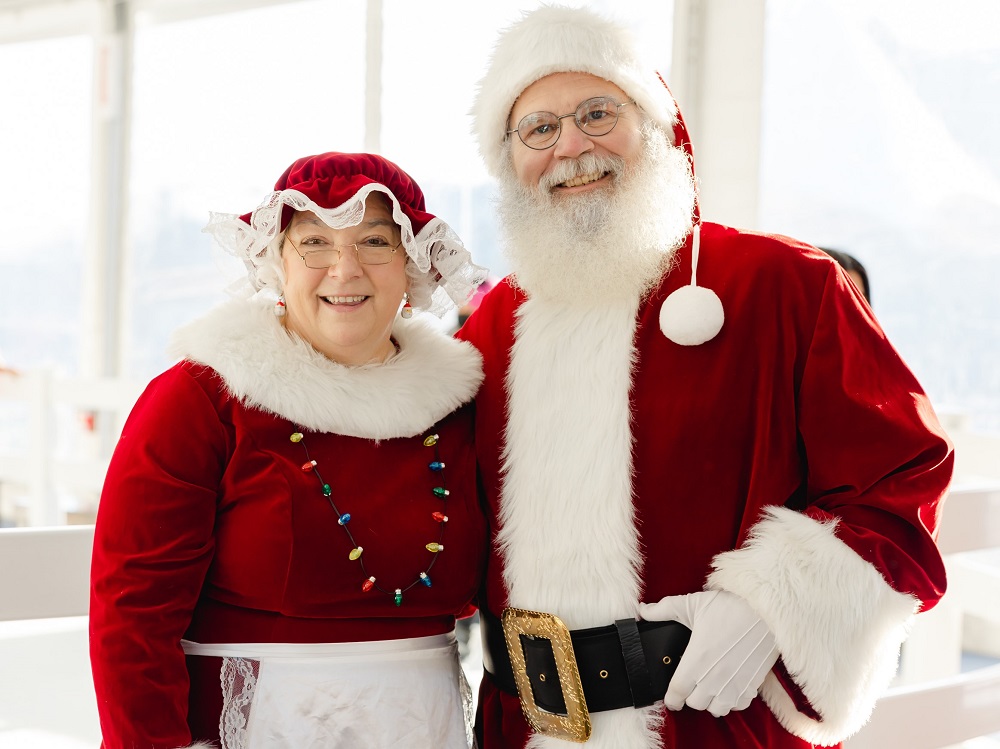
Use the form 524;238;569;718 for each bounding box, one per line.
322;484;332;496
432;487;450;499
394;589;403;606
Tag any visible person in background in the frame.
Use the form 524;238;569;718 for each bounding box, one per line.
820;247;871;304
457;6;952;749
90;152;489;748
0;347;16;376
456;277;499;330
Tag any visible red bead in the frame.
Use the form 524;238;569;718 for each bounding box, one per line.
432;511;448;523
362;576;375;592
301;460;317;471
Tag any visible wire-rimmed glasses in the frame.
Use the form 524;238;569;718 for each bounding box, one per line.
506;96;633;151
285;235;402;268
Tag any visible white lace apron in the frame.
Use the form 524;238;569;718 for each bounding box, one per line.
182;632;474;748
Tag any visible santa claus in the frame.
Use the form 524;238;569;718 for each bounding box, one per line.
457;5;953;749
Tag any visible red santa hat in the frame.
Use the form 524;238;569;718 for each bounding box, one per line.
204;152;487;316
471;4;680;179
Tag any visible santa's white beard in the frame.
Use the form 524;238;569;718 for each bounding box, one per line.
496;127;696;304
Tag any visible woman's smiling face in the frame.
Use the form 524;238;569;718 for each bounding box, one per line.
280;193;408;365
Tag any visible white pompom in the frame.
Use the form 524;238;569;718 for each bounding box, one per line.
659;285;725;345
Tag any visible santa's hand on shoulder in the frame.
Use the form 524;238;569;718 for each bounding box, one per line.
638;590;779;717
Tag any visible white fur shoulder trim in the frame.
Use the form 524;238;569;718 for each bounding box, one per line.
169;298;482;439
707;506;918;745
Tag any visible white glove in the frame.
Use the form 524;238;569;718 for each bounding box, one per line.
638;590;779;717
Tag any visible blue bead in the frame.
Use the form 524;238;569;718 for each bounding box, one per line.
420;572;432;587
338;513;351;525
428;461;445;471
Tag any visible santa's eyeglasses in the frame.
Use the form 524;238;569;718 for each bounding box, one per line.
506;96;633;151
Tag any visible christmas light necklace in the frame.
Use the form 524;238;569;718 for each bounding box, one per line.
290;427;449;606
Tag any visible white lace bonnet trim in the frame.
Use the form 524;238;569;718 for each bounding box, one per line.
203;184;487;317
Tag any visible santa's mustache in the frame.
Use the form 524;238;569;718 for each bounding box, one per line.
538;153;626;193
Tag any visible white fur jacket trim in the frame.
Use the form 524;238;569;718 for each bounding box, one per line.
500;298;663;749
169;297;483;439
707;506;919;746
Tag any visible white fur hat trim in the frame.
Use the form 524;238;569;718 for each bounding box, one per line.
472;4;679;178
659;224;724;345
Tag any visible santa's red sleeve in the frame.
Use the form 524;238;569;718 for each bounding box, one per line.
707;263;952;746
90;363;225;749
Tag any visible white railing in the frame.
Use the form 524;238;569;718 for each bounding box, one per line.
0;525;100;746
0;525;93;621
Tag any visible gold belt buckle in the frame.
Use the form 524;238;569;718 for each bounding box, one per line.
501;606;592;743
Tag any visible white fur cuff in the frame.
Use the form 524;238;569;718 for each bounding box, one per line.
706;506;918;746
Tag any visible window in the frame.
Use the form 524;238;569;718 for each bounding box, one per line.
760;0;1000;432
0;35;92;375
126;0;366;378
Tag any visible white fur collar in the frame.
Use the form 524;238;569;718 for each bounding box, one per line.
169;297;482;439
500;297;661;749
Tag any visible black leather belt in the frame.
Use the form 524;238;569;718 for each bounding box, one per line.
481;607;690;718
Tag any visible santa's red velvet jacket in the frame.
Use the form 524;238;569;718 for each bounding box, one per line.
89;299;487;748
457;224;952;749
